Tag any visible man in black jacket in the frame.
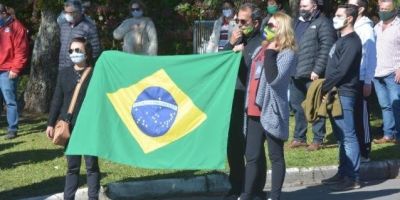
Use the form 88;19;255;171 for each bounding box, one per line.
321;4;362;191
223;3;264;200
289;0;336;151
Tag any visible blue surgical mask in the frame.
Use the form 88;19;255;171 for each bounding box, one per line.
70;52;86;64
0;16;10;27
132;10;143;18
222;9;233;18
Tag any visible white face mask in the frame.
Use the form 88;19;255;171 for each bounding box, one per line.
333;16;347;30
132;10;143;18
70;52;86;64
64;13;74;23
222;9;233;18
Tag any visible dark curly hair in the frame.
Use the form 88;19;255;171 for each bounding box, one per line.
70;37;94;66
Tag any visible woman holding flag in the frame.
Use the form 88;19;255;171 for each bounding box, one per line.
45;37;100;200
237;12;296;200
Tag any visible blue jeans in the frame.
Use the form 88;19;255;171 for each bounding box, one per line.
0;71;18;132
373;73;400;139
329;96;360;181
290;78;326;143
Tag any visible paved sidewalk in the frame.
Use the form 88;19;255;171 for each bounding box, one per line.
161;179;400;200
22;159;400;200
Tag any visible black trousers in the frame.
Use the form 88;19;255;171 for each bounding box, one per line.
64;155;100;200
241;117;286;200
227;90;246;195
355;92;372;159
290;78;326;143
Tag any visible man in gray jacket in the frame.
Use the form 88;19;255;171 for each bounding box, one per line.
289;0;336;151
58;0;101;70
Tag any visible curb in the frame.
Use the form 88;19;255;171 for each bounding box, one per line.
106;160;400;199
20;187;109;200
21;159;400;200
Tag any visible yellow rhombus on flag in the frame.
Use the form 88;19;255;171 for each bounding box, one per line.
107;69;207;153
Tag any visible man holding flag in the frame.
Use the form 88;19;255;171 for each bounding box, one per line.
223;3;264;199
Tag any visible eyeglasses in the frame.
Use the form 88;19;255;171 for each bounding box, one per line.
131;8;141;11
235;19;248;25
64;10;77;15
68;48;84;54
267;23;276;28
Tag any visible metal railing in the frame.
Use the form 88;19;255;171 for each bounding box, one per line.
193;20;215;54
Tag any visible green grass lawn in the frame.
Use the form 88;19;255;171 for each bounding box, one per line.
0;114;399;199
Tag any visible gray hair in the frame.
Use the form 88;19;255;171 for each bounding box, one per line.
0;4;7;13
239;3;263;23
64;0;83;12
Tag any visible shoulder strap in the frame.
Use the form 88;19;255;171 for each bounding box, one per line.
67;67;92;114
251;46;263;59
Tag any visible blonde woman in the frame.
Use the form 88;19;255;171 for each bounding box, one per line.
239;12;296;200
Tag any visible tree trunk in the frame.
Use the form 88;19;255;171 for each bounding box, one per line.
289;0;299;17
24;10;59;113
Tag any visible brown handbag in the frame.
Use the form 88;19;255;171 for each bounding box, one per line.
53;67;92;146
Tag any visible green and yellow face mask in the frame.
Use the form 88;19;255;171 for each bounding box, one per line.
263;26;276;42
242;25;254;36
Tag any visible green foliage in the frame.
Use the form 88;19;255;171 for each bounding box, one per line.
2;0;392;55
35;0;64;11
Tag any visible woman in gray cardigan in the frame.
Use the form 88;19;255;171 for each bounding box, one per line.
238;12;296;200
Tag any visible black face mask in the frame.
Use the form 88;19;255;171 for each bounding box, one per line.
299;9;313;20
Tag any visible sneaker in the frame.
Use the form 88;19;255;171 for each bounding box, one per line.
330;177;361;191
361;156;370;163
306;143;322;151
373;136;395;144
4;131;17;140
321;173;344;185
288;140;308;148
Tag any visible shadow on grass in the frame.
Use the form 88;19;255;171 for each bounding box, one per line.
0;141;24;152
370;143;400;161
0;175;82;200
0;114;46;127
0;149;63;170
19;123;47;136
19;116;47;125
0;171;111;199
323;119;384;147
281;181;400;200
0;114;47;136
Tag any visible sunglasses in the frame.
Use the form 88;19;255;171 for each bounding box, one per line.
235;19;248;25
131;8;141;11
68;48;84;54
64;11;77;15
267;23;276;28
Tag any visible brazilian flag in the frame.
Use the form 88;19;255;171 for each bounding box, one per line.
66;50;242;169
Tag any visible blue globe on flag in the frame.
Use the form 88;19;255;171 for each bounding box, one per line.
131;86;178;137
